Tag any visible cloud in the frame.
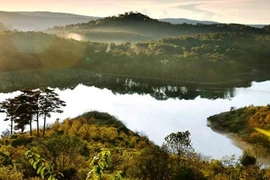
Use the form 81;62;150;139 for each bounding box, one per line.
0;0;269;24
175;3;218;18
141;8;151;16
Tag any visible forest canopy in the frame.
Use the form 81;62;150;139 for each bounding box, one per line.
0;31;269;91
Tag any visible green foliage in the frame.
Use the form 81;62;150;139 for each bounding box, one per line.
10;133;34;147
80;111;126;128
0;88;65;137
240;153;257;167
126;145;169;179
111;171;124;180
207;106;257;133
0;166;24;180
87;148;112;180
0;98;16;134
34;132;88;172
25;150;63;180
38;88;66;137
164;131;193;155
86;149;124;180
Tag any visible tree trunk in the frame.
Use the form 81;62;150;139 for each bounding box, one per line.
36;112;39;137
29;119;32;136
43;113;47;137
10;118;13;135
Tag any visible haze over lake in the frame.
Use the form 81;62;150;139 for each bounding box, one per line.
1;81;270;159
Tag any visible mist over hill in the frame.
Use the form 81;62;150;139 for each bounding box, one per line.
0;11;99;31
47;12;269;43
0;21;11;31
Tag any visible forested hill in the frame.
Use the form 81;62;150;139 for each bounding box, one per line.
1;110;270;179
264;25;270;33
47;12;269;43
207;105;270;162
0;31;270;90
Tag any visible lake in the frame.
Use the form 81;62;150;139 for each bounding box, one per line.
1;80;270;159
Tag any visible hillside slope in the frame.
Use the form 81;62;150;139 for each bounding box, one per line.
0;31;270;91
0;111;269;179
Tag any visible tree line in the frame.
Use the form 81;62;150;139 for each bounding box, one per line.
0;31;270;87
0;88;65;137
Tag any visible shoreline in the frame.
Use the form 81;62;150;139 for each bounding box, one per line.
212;129;270;165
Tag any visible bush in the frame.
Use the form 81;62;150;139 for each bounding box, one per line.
240;153;256;167
0;166;24;180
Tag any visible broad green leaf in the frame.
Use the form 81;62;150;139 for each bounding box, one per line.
33;159;40;169
48;175;56;180
37;166;43;174
40;166;48;179
29;159;34;165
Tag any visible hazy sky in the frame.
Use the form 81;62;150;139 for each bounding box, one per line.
0;0;269;24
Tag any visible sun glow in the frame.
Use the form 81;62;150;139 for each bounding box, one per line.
66;33;83;41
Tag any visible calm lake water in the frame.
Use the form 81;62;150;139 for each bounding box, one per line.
1;81;270;159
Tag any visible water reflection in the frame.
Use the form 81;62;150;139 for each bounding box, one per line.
88;77;238;100
0;70;250;100
0;80;269;159
53;81;270;159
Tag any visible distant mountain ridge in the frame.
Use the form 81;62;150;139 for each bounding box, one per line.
159;18;217;25
0;10;268;32
14;11;94;18
0;11;99;31
159;18;268;29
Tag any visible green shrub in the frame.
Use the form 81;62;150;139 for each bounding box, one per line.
0;166;24;180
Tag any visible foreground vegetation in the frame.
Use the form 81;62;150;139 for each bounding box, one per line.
0;110;270;179
208;105;270;162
